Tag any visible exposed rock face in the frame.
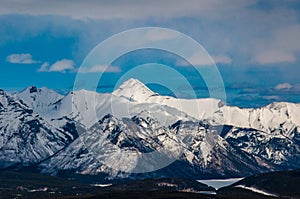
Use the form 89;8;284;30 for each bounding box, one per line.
0;79;299;181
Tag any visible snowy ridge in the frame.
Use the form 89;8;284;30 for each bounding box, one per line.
48;87;192;128
0;89;77;168
112;78;158;102
219;102;300;135
40;114;270;178
16;79;299;135
0;79;300;180
112;79;300;134
113;79;223;122
15;86;63;114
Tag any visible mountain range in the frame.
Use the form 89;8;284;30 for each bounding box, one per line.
0;78;300;181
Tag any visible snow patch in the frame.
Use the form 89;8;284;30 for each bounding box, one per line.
91;184;112;187
236;185;278;197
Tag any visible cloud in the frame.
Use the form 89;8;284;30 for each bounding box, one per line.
212;55;232;64
274;83;292;90
262;95;281;101
144;29;179;41
1;1;300;70
251;24;300;65
50;59;74;72
253;50;296;65
6;53;39;64
78;65;121;73
37;62;50;72
0;0;256;20
38;59;74;73
177;52;232;66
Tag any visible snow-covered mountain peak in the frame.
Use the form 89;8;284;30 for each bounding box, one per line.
2;84;300;179
18;86;63;99
117;78;146;89
25;86;39;93
15;86;63;114
0;89;28;111
113;78;158;102
20;86;56;94
72;89;97;96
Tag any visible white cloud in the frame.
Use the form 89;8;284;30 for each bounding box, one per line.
144;29;179;41
274;83;292;90
253;51;296;65
212;55;232;64
263;95;281;100
6;53;38;64
0;0;256;20
78;65;121;73
38;59;121;73
273;24;300;54
37;62;50;72
177;52;232;66
38;59;74;73
1;1;300;69
251;24;300;65
50;59;74;72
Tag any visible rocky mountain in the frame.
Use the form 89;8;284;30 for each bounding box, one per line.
38;114;272;181
0;89;77;169
14;86;63;115
0;78;300;181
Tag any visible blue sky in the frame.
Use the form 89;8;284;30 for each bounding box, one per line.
0;0;300;107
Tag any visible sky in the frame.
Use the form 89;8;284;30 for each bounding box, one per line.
0;0;300;107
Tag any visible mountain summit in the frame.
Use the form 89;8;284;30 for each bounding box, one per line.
113;78;158;102
0;80;300;181
15;86;63;114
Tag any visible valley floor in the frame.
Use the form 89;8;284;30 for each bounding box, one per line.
1;169;299;199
